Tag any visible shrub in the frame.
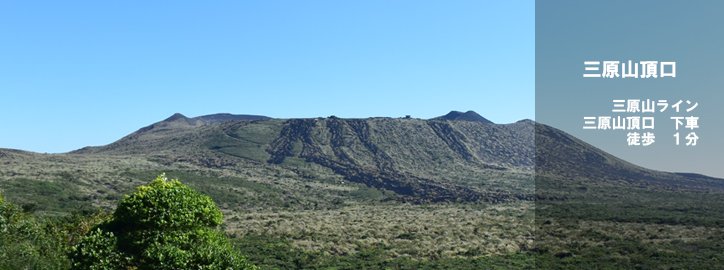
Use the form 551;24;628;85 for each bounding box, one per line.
0;193;72;269
69;174;257;270
0;193;6;232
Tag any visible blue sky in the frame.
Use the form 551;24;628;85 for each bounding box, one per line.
0;1;533;153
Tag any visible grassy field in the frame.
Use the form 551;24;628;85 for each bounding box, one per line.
534;175;724;269
1;116;722;268
0;150;537;268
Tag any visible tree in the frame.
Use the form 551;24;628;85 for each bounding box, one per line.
0;193;72;269
69;174;257;270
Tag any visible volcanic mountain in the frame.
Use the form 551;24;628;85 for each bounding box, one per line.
0;110;720;211
432;110;493;124
60;110;722;204
2;111;721;268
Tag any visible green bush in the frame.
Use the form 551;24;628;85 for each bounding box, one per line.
0;193;72;269
0;193;6;232
113;175;222;230
69;174;257;270
68;228;127;269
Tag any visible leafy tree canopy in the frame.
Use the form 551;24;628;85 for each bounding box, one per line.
69;174;257;270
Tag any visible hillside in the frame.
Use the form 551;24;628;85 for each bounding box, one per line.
70;112;537;203
1;111;723;268
67;111;723;198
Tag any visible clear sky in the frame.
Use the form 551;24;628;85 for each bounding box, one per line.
0;1;534;153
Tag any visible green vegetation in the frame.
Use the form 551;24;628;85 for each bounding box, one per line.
0;193;102;269
235;234;535;270
2;115;723;268
69;174;257;270
226;203;534;259
0;176;96;216
0;174;261;270
534;178;724;269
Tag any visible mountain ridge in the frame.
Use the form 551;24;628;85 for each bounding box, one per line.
6;110;722;189
65;111;721;180
432;110;494;124
2;112;722;268
0;110;710;205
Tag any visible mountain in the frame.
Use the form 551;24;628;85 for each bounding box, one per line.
192;113;272;123
3;110;721;210
71;111;536;203
69;110;722;200
535;124;724;192
72;113;270;155
432;110;493;124
2;110;723;268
